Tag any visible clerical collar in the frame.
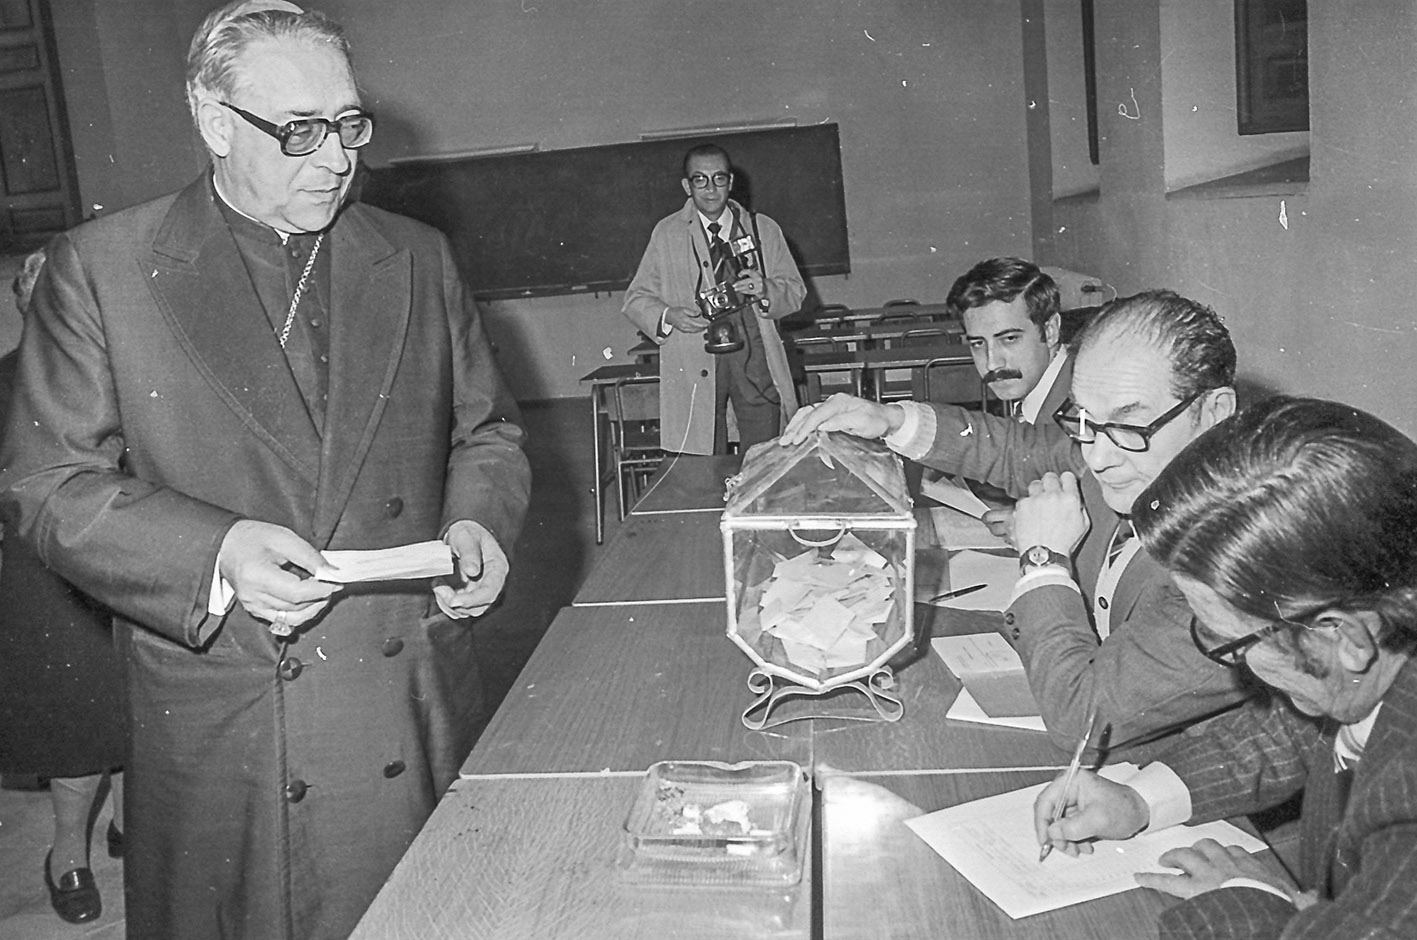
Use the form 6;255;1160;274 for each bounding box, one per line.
211;173;307;246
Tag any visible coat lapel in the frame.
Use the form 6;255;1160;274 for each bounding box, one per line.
310;205;410;546
145;178;322;482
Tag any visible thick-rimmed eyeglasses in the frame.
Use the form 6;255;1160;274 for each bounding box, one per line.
687;171;731;190
221;102;375;157
1189;605;1333;667
1052;391;1203;453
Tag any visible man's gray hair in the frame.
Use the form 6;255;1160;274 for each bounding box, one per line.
185;1;349;125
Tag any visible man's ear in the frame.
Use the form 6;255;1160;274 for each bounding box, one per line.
1331;608;1383;674
1199;386;1237;430
197;100;235;158
1043;311;1061;350
681;177;692;198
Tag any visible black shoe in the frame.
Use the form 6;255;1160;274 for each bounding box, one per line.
106;821;124;859
43;850;101;923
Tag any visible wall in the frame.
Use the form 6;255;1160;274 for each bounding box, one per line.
1039;0;1417;436
1159;0;1307;190
40;0;1035;400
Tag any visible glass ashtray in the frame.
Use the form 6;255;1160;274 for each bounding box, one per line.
619;760;810;886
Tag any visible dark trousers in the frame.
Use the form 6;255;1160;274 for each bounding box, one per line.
713;308;780;454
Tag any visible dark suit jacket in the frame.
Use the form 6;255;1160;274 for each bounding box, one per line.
0;175;530;940
1153;658;1417;940
916;404;1249;758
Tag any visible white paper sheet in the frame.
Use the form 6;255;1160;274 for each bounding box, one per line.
920;473;991;519
317;540;455;583
904;765;1269;919
926;505;1010;551
929;551;1017;611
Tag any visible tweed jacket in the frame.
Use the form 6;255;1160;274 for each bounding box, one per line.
1153;658;1417;940
914;403;1250;758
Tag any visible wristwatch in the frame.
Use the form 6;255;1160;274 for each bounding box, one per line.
1018;544;1071;575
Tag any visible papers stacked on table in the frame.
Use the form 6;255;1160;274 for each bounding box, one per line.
932;633;1045;732
757;535;895;673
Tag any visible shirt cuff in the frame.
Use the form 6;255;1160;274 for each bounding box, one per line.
883;401;936;460
1010;566;1080;604
657;307;673;338
208;559;236;615
1124;762;1193;832
1216;879;1296;903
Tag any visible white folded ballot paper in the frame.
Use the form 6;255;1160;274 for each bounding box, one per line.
316;540;455;583
904;763;1269;919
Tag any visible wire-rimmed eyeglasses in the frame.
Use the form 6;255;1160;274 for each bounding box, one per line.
687;171;731;190
221;101;375;157
1052;391;1204;453
1189;603;1334;667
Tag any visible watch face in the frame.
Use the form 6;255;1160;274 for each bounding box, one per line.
1027;546;1050;565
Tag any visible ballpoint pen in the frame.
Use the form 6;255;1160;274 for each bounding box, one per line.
1039;709;1098;863
927;583;987;603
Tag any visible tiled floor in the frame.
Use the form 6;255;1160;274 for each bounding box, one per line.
0;397;626;939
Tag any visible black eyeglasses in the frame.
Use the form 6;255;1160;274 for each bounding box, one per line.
1189;604;1334;667
1052;391;1204;453
221;101;375;157
687;171;731;190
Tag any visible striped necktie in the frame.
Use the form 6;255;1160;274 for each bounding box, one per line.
707;221;728;278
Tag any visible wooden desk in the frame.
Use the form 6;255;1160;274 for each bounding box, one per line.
350;775;811;940
820;771;1181;939
812;302;953;326
461;601;813;776
574;512;726;604
630;453;740;515
580;363;659;545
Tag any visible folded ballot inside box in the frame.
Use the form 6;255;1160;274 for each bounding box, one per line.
721;433;916;691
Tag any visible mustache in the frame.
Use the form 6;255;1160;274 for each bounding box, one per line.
982;368;1024;384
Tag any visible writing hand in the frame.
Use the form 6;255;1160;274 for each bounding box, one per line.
432;520;510;619
664;306;707;333
217;519;341;631
1137;838;1298;900
1014;471;1089;555
779;394;903;446
1032;769;1148;859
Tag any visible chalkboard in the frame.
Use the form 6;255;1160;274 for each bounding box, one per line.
358;123;850;301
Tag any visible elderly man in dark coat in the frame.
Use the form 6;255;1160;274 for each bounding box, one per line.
0;3;529;939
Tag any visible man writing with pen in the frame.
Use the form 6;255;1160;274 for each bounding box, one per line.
1034;397;1417;940
781;290;1252;760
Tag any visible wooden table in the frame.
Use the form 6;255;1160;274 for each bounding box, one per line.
349;774;811;940
820;771;1185;939
352;456;1268;940
580;362;658;545
460;601;812;776
573;512;727;605
629;453;740;515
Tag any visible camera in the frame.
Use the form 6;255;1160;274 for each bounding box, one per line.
696;233;764;354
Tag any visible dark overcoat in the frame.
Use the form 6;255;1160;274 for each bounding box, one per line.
0;175;530;940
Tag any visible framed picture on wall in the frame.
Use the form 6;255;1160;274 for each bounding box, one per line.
1235;0;1309;135
0;0;32;30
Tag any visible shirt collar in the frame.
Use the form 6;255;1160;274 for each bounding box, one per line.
1019;347;1069;425
211;172;296;245
697;207;733;235
1334;703;1382;771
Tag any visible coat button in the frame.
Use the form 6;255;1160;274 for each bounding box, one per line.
383;760;406;779
382;637;404;657
385;497;404;518
284;780;308;802
1003;613;1015;625
278;656;304;681
700;369;709;377
1011;628;1021;640
1098;597;1109;610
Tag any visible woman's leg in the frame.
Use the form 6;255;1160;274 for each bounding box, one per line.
48;773;103;876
